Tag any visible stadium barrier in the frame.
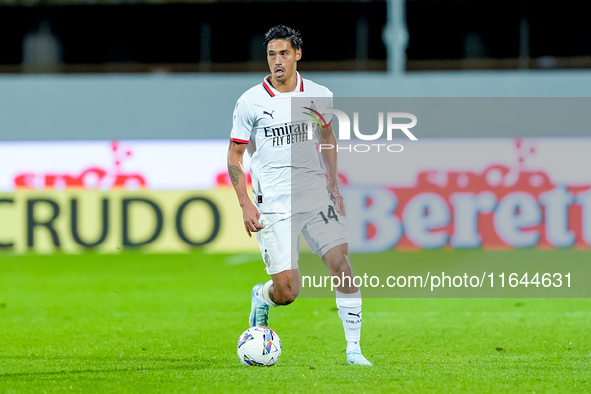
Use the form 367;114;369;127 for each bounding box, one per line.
0;189;258;254
1;138;590;254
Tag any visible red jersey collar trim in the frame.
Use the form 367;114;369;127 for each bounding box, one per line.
262;79;275;97
262;73;303;97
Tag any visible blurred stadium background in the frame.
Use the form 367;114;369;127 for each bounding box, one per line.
1;0;590;141
1;1;591;391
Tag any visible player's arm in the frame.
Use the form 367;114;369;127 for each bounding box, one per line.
227;141;264;237
318;123;345;215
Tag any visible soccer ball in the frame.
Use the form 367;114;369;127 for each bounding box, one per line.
237;326;282;366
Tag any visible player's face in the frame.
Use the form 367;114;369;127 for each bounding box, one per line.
267;39;301;84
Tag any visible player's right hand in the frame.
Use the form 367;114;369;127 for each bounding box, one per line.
243;203;265;238
328;179;346;216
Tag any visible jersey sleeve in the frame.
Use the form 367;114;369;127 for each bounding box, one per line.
230;96;254;144
323;90;334;125
314;88;333;127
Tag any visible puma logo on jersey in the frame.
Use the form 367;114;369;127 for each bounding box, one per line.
348;312;362;318
263;110;275;119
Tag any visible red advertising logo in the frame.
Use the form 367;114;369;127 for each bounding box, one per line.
14;141;147;190
346;138;591;251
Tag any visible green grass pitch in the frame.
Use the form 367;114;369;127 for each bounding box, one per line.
1;250;590;392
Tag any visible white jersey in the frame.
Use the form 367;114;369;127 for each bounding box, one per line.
230;72;333;214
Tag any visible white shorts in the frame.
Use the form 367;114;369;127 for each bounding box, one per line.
256;199;348;275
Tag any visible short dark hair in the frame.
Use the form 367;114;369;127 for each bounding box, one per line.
263;25;303;50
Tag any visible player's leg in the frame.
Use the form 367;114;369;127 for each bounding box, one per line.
249;214;301;327
303;204;372;366
321;243;372;366
251;268;301;327
321;242;356;294
262;268;301;306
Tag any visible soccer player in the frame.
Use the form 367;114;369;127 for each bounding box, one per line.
227;25;372;366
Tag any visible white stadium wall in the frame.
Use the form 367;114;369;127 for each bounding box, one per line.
1;71;591;141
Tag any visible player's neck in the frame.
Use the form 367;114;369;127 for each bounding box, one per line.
268;73;298;93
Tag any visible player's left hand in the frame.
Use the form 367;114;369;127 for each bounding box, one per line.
328;179;346;216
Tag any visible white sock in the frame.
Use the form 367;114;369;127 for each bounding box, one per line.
259;280;277;307
335;289;362;353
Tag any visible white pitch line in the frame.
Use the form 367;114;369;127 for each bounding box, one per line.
225;253;262;266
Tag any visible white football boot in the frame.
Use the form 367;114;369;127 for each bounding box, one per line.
248;283;269;327
346;351;373;366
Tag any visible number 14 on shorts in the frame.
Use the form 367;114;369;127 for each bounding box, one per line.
318;205;339;224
